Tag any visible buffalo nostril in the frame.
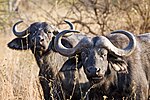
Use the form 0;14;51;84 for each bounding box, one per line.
40;38;44;42
86;67;97;75
96;68;100;72
38;36;44;42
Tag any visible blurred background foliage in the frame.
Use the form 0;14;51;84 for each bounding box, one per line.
0;0;149;35
0;0;149;99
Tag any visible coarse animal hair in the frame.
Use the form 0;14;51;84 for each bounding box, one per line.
8;21;90;100
54;30;150;100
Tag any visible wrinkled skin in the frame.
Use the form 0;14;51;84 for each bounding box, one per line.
8;22;90;100
81;34;150;100
54;30;150;100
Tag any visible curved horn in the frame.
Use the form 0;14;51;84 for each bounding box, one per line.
54;30;91;57
60;20;75;37
13;21;29;37
97;30;136;57
53;20;75;36
64;20;75;30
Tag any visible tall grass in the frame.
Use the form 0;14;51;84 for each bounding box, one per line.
0;34;44;100
0;0;149;99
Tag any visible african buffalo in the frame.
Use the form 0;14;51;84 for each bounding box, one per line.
54;30;150;99
7;21;89;100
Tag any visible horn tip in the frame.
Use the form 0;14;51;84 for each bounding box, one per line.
111;30;129;34
15;20;24;25
64;20;70;23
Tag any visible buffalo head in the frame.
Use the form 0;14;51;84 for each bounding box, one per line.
8;20;74;55
7;21;81;100
54;30;136;83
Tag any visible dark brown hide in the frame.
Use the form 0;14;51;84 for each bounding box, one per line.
8;21;89;100
54;30;150;100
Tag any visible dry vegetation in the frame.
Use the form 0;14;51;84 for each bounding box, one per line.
0;0;150;100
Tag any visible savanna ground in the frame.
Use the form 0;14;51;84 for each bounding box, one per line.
0;0;150;100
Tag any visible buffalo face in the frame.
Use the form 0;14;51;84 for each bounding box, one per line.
8;21;74;54
54;30;136;83
81;47;109;82
8;21;55;53
27;22;52;52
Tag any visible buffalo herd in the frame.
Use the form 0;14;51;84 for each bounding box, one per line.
8;21;150;100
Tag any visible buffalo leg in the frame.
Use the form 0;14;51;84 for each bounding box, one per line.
39;76;52;100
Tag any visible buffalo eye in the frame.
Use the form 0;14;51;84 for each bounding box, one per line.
43;25;54;34
44;28;51;34
81;52;87;59
97;48;108;58
81;48;90;60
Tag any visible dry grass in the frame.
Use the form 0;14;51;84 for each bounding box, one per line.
0;0;149;100
0;1;73;99
0;34;44;100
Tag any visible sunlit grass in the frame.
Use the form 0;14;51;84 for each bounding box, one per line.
0;0;149;99
0;34;44;100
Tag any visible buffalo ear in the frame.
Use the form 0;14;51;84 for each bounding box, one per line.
61;38;73;48
51;37;73;52
7;38;30;50
109;57;128;73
